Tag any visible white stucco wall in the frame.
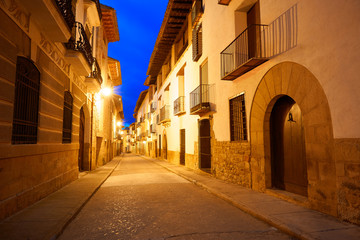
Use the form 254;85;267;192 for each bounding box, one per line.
203;0;360;141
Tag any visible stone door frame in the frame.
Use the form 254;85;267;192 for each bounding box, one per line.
249;62;337;215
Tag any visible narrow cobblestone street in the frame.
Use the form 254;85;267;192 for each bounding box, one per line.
58;154;295;240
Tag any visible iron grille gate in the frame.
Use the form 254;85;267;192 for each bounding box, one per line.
12;57;40;144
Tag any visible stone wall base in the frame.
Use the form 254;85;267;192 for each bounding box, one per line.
0;149;78;221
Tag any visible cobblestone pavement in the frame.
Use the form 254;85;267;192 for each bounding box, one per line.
58;154;296;240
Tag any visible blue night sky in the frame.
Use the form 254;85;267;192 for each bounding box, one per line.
100;1;168;127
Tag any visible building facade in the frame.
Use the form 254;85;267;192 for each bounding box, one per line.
134;0;360;225
0;0;122;221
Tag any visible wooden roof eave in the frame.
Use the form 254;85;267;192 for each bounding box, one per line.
134;89;149;114
146;0;193;80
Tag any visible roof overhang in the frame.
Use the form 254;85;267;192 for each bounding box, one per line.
101;4;120;42
108;57;122;86
146;0;193;85
134;89;148;115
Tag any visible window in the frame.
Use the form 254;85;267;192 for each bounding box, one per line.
192;23;202;61
12;57;40;144
62;91;73;143
230;94;247;141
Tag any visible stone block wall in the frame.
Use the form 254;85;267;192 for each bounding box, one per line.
0;147;78;221
212;140;252;188
335;138;360;225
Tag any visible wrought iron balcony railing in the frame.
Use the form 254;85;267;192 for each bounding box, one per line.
174;96;185;115
54;0;75;30
190;84;214;114
160;105;171;123
65;22;94;67
220;24;268;80
90;58;103;85
220;5;298;80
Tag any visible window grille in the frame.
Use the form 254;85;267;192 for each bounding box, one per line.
62;91;73;143
229;94;247;141
12;57;40;144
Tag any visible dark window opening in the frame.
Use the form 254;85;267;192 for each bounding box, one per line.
12;56;40;144
62;91;73;143
230;94;247;141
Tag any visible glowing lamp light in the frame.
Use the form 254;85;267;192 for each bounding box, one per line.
117;121;122;127
101;87;112;96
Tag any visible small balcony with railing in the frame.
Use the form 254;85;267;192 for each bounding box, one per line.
160;105;171;123
174;96;185;116
190;84;215;115
221;5;298;80
221;24;268;80
65;22;93;76
85;58;103;92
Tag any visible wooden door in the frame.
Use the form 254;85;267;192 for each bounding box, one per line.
199;119;211;169
180;129;185;165
270;96;308;196
163;134;167;159
155;140;158;158
247;1;260;59
159;135;161;157
78;107;85;171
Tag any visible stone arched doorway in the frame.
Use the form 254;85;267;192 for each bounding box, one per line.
250;62;337;215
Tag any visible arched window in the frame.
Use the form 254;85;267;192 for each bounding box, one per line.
12;56;40;144
62;91;73;143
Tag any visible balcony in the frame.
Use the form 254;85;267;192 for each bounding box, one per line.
190;84;215;115
174;96;185;116
20;0;73;42
218;0;231;5
85;58;103;92
221;24;269;80
160;105;171;123
65;22;93;76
